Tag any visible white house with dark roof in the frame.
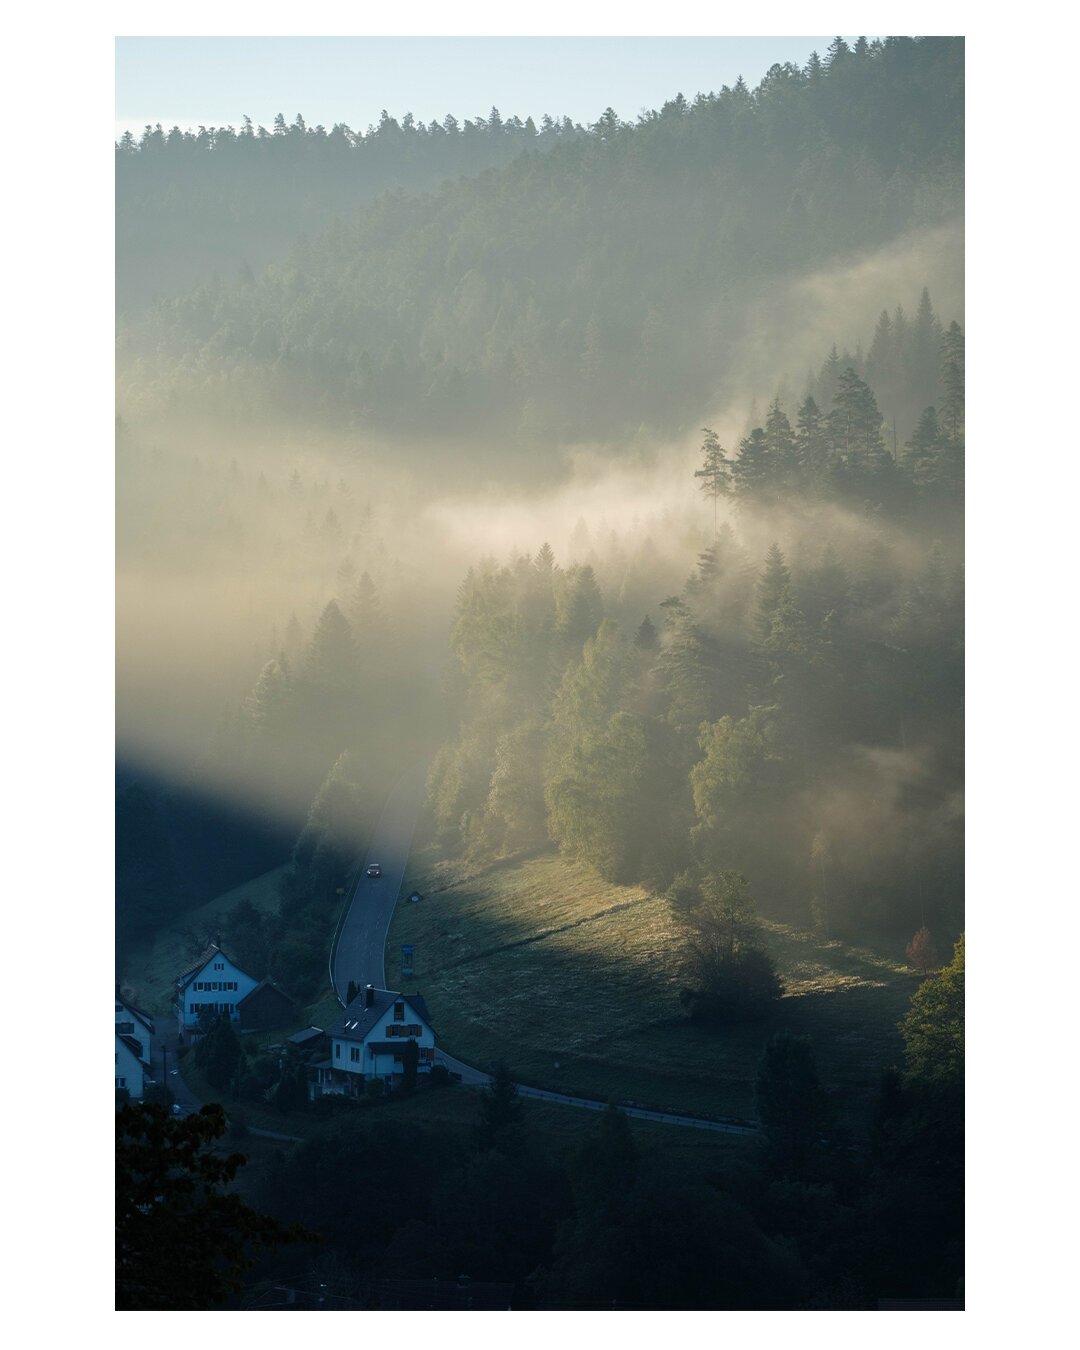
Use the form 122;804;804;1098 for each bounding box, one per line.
116;1030;151;1100
175;944;260;1036
116;992;155;1063
311;984;436;1097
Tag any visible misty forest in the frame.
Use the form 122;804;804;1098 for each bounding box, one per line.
116;36;964;1312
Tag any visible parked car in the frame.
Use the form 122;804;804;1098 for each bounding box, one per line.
366;863;382;878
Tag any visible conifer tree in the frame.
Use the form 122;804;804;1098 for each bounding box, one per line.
830;366;886;465
756;1033;832;1176
940;321;965;446
911;287;943;406
303;600;356;690
244;658;291;738
634;614;658;650
694;427;731;532
795;394;830;487
764;397;798;498
474;1062;525;1152
732;427;773;499
755;544;792;639
557;565;604;647
905;406;944;486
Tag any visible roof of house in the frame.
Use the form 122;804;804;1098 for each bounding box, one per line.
328;989;433;1043
176;944;223;987
176;944;257;991
115;990;155;1033
287;1026;326;1047
116;1031;151;1070
236;977;296;1009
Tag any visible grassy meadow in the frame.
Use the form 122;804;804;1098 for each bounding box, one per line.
388;851;920;1132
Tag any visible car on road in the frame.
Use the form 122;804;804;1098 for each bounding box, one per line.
366;863;382;878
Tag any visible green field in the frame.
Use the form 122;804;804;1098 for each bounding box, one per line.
123;866;288;1016
388;852;920;1132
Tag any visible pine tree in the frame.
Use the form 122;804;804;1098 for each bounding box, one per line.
694;427;731;532
731;427;773;499
302;600;355;690
755;544;792;639
830;367;885;465
755;1033;832;1176
764;398;798;498
474;1063;525;1152
557;565;604;647
817;344;842;408
244;658;291;738
866;309;897;412
905;406;944;486
795;394;830;488
634;615;658;650
534;541;557;577
347;571;381;630
911;287;943;406
940;321;964;446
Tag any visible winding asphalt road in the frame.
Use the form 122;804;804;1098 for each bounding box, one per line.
336;765;760;1136
331;759;428;1001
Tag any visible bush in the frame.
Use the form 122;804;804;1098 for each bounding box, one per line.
428;1064;451;1088
143;1082;175;1108
680;946;784;1025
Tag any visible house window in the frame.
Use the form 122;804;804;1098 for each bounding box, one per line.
116;1078;126;1088
350;1047;360;1063
189;1003;195;1013
394;1002;405;1021
117;1020;134;1034
335;1043;340;1058
214;962;224;971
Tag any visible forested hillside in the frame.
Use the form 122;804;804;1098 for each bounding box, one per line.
117;37;962;445
430;316;964;943
117;107;585;311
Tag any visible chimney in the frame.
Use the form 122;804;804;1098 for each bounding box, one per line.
365;984;375;1008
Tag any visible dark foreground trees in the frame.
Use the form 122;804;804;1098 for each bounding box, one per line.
755;1032;833;1178
116;1103;301;1309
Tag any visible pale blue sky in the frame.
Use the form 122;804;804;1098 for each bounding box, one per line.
115;36;859;138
